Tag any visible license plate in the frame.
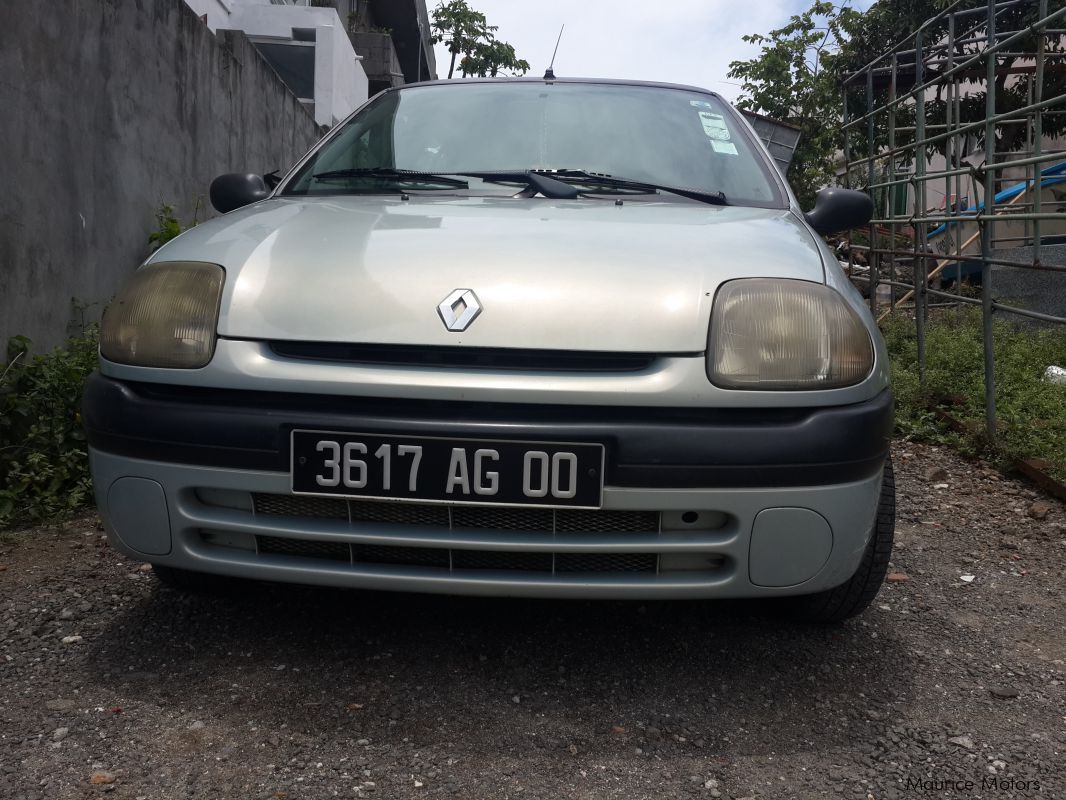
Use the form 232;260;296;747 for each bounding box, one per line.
290;431;605;509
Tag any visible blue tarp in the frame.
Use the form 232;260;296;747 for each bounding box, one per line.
928;159;1066;239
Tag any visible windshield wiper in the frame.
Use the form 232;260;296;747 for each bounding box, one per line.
543;169;729;206
457;171;580;199
310;168;470;189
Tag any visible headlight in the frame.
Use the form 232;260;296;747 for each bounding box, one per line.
100;262;224;368
708;278;873;390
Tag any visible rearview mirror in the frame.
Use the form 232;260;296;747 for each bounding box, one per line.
803;188;874;236
209;173;270;214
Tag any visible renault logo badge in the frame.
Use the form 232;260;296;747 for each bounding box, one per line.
437;289;482;332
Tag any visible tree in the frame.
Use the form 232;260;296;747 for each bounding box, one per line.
727;1;861;207
729;0;1065;206
460;39;530;78
431;1;528;80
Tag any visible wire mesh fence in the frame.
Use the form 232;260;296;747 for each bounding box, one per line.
839;0;1066;439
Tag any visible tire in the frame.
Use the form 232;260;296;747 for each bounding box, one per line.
151;564;225;593
786;457;896;624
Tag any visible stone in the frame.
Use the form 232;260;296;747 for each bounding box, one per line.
989;686;1020;699
1028;502;1051;520
925;467;948;482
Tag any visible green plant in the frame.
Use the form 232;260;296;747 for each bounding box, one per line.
882;308;1066;481
431;1;528;79
0;327;100;528
148;198;202;251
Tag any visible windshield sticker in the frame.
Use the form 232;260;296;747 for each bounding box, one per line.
711;139;739;156
689;99;715;110
698;111;731;141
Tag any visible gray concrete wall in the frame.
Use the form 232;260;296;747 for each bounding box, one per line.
0;0;321;350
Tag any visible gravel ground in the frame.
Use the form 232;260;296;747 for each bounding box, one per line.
1;441;1064;800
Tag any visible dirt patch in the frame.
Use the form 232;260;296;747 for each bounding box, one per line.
1;442;1064;799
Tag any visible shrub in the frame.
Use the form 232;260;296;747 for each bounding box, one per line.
882;307;1066;481
0;327;99;528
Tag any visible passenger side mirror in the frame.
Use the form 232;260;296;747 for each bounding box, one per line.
209;173;270;214
803;188;874;236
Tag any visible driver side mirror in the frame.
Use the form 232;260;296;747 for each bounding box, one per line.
209;173;270;214
803;188;874;236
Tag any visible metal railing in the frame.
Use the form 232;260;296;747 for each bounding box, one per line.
840;0;1066;438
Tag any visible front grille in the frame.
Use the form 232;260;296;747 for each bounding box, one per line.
252;494;660;534
269;342;658;373
555;552;658;572
350;500;449;527
258;535;350;561
254;493;348;519
224;495;711;578
248;536;661;575
352;544;449;568
451;550;555;572
556;510;660;534
451;506;554;532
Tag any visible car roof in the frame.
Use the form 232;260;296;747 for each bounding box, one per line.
398;76;725;100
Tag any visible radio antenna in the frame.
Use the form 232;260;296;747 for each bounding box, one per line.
543;24;565;80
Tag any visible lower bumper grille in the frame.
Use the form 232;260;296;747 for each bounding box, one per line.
252;535;662;575
200;494;728;579
252;493;660;534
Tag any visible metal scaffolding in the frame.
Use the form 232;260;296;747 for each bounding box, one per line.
840;0;1066;439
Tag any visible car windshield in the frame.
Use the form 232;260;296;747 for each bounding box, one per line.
282;81;785;208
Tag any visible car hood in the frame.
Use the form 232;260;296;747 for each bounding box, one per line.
153;195;826;353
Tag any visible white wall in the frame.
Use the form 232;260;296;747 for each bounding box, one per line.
182;0;234;31
183;0;368;127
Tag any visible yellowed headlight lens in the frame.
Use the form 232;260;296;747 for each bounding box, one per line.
100;262;224;368
709;278;873;390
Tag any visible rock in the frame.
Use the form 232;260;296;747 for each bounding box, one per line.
512;695;521;704
886;573;910;583
998;537;1020;550
925;467;948;482
138;563;153;573
60;635;83;644
189;721;205;730
45;699;74;711
52;727;69;742
646;726;662;740
89;771;116;785
989;686;1020;699
1028;502;1051;520
58;608;75;620
948;736;975;749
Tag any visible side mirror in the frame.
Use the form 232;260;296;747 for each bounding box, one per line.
209;173;270;213
803;188;874;236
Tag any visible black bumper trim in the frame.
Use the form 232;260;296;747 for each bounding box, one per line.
82;374;892;488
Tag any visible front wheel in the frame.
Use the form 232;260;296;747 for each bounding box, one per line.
785;457;896;624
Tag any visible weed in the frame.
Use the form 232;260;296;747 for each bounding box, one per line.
882;307;1066;481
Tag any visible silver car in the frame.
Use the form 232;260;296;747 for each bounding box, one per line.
85;78;892;622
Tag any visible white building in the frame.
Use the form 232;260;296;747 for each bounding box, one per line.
184;0;368;128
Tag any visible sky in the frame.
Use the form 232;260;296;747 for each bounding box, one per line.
431;0;877;103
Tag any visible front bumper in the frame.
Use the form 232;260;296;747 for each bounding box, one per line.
84;375;892;599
